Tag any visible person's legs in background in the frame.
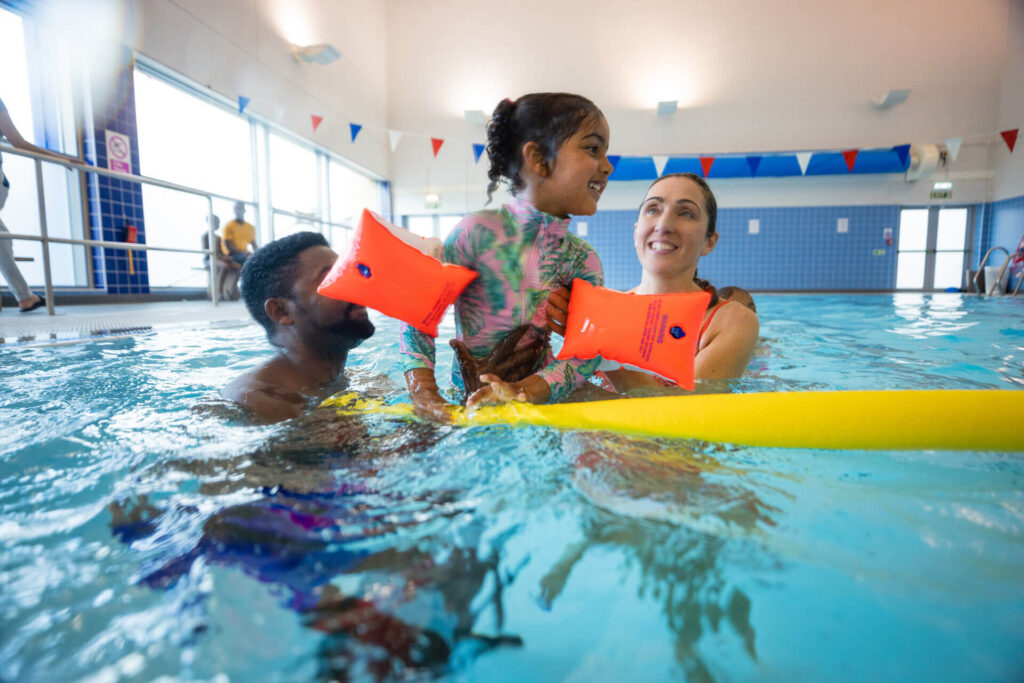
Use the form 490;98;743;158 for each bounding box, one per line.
0;175;44;312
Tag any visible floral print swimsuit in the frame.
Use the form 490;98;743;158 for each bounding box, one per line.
399;197;604;403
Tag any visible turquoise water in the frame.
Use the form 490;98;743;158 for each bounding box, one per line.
1;294;1022;681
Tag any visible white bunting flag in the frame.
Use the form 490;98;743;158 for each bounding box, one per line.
796;152;812;175
945;137;963;163
388;130;403;152
652;155;670;176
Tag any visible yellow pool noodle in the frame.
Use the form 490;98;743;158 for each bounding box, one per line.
321;390;1024;451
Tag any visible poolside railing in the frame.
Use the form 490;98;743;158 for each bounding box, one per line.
1;143;357;315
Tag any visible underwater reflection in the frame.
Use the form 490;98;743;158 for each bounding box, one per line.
539;434;783;681
108;410;522;681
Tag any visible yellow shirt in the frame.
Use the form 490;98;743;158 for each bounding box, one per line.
221;220;256;255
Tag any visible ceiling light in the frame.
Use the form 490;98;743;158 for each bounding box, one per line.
290;43;340;65
873;88;911;109
464;110;487;125
657;100;678;116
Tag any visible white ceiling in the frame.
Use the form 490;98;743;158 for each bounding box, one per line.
385;0;1011;155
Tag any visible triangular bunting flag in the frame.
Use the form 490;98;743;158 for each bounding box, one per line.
472;143;486;163
652;155;669;176
842;149;859;172
796;152;812;175
272;105;285;122
311;115;323;133
237;96;250;114
746;156;762;177
1001;128;1018;153
349;123;362;142
699;156;715;178
945;137;963;163
893;144;911;168
388;130;403;152
608;155;621;171
431;137;444;157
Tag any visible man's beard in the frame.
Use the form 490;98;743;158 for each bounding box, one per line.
299;301;376;355
321;316;375;345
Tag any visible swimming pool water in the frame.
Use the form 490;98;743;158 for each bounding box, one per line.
1;294;1022;681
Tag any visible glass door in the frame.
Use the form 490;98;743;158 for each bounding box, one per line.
896;207;970;291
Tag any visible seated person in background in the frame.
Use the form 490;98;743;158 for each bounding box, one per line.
201;215;241;301
717;285;757;313
222;200;257;266
222;231;376;423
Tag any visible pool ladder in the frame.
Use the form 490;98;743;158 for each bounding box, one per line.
973;246;1022;296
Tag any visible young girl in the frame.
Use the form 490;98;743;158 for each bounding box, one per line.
400;93;613;419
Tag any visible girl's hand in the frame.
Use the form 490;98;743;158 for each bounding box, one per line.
545;285;570;337
466;374;551;408
405;368;454;423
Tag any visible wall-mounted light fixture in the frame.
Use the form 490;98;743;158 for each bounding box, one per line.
657;100;678;116
873;88;911;109
291;43;341;65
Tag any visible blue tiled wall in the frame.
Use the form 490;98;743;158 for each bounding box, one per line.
983;194;1024;289
84;51;148;294
574;204;900;291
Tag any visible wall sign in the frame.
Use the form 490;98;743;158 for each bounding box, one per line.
105;130;132;174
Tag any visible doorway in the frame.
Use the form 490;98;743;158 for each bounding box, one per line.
895;207;971;291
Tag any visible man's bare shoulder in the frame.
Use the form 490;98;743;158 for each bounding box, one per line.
221;356;308;423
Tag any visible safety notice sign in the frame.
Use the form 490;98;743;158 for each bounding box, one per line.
105;130;132;174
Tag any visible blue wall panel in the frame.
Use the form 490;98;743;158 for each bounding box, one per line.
572;204;900;291
984;194;1024;290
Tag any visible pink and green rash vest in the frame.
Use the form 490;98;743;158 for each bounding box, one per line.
399;197;604;403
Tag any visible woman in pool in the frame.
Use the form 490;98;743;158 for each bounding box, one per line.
548;173;759;388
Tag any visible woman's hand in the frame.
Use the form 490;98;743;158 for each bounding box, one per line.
404;368;453;423
545;285;571;337
466;374;551;408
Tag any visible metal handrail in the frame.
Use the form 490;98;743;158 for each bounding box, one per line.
1;142;356;315
973;246;1012;296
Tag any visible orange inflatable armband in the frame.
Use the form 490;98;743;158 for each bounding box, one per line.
317;209;477;337
555;279;710;390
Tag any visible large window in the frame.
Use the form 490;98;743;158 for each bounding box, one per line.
268;132;318;239
134;68;253;287
0;5;87;287
133;63;383;288
403;214;463;242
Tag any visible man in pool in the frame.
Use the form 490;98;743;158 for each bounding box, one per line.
223;231;376;423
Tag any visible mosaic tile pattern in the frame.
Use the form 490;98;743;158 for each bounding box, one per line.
84;50;148;295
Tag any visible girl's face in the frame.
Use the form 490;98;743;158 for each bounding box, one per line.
535;114;613;218
634;176;717;278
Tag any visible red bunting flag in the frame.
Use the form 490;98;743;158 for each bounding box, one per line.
431;138;444;157
1001;129;1018;153
842;149;859;171
699;156;715;178
311;115;323;133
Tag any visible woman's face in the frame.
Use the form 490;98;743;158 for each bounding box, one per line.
633;176;717;279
